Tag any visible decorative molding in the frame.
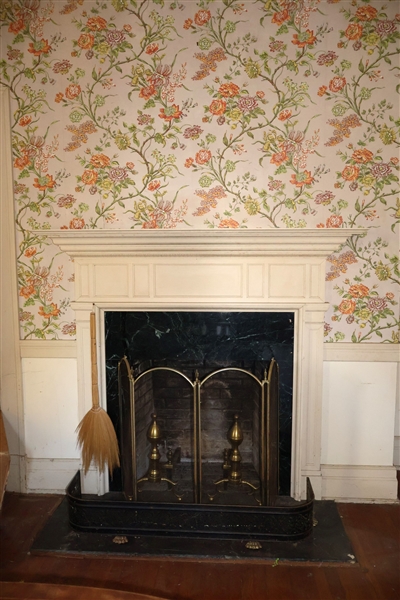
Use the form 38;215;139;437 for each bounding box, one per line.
324;343;400;362
20;340;77;358
48;228;365;258
321;464;398;503
0;88;26;493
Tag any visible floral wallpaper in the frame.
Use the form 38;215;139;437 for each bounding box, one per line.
0;0;399;343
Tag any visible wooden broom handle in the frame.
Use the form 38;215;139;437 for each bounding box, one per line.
90;312;100;409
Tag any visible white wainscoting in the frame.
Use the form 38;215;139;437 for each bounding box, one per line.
9;341;399;501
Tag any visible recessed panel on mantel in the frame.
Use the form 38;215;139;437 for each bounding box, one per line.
268;264;306;299
94;264;129;297
154;264;242;298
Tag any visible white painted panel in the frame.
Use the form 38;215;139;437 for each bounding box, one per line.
78;264;91;298
22;358;80;459
268;264;305;298
247;264;264;298
94;264;129;297
133;264;150;297
310;264;323;299
154;264;242;297
321;361;397;466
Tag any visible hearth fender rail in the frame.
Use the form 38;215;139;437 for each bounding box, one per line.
117;358;280;506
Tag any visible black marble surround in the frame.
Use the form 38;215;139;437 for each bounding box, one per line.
105;311;294;496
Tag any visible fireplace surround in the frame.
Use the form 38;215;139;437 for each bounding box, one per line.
105;310;295;495
49;228;359;502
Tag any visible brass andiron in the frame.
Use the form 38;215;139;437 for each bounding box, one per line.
210;414;260;503
228;414;243;484
137;413;183;500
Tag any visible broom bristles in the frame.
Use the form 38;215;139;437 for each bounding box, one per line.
76;406;120;475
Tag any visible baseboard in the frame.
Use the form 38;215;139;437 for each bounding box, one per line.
25;458;81;494
321;464;398;503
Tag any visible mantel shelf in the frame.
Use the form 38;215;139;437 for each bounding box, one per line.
48;228;365;258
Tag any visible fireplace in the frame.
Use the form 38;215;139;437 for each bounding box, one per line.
49;229;357;510
105;310;294;503
65;308;317;539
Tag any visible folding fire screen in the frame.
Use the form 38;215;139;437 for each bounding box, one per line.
118;358;279;507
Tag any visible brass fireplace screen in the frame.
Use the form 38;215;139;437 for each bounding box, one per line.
118;357;280;507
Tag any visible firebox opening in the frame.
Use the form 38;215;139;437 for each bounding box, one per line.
105;311;294;498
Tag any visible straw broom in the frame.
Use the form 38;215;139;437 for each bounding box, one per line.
76;312;120;475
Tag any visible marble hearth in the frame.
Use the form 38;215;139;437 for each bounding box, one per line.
50;228;358;500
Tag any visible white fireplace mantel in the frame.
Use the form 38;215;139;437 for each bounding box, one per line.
49;228;364;500
49;228;359;257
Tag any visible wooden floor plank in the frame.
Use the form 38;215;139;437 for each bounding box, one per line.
1;493;399;600
0;581;167;600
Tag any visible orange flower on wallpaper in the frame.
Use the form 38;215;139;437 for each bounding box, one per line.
8;19;24;34
341;165;360;181
148;180;160;191
352;149;373;164
28;39;51;56
33;174;56;191
139;85;156;100
86;16;107;31
218;83;240;98
194;10;211;26
278;109;292;121
14;155;30;170
195;149;212;164
159;105;182;121
218;218;240;228
270;151;287;166
184;157;194;168
81;170;98;185
65;84;81;100
69;217;85;229
338;299;356;315
77;33;94;49
318;86;327;96
24;247;37;258
209;99;226;116
329;77;346;93
146;43;159;55
19;115;32;127
292;30;316;48
326;215;343;228
20;285;35;299
55;92;64;103
39;303;61;318
349;284;370;298
290;171;314;187
272;10;289;26
345;23;363;40
183;18;193;29
355;6;378;21
90;154;110;168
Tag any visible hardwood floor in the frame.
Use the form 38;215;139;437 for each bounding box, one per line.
0;492;399;600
